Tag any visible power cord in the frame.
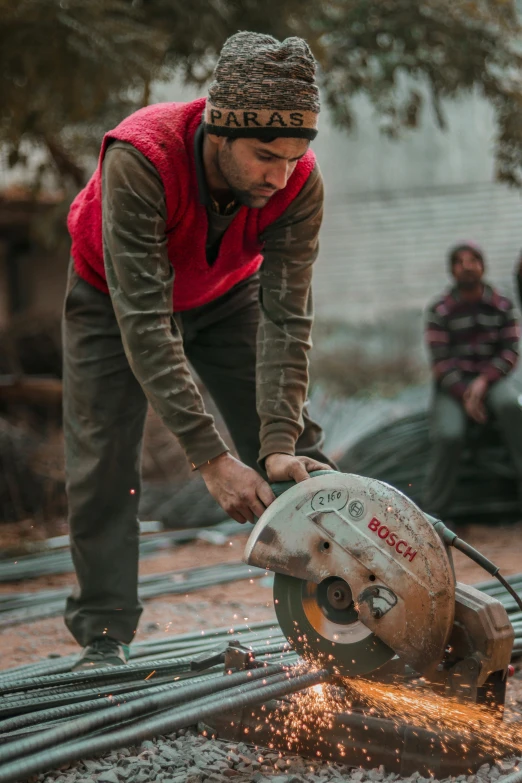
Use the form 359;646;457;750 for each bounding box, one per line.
428;516;522;612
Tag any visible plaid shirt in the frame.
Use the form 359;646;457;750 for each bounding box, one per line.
425;284;520;398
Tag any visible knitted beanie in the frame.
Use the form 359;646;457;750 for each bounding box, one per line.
205;31;320;140
448;241;485;269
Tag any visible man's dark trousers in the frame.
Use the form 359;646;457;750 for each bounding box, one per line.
62;267;333;647
423;383;522;519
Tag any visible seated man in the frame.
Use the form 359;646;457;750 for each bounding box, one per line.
423;241;522;522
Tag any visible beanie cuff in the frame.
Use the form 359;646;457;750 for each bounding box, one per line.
204;101;318;140
448;242;485;268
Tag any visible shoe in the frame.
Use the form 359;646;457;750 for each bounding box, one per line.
72;636;130;671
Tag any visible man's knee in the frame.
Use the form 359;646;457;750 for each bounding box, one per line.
488;383;522;418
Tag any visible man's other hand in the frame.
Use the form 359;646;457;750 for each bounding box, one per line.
199;453;275;524
265;453;333;484
463;375;489;424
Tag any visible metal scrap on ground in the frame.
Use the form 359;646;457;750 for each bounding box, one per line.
0;575;518;782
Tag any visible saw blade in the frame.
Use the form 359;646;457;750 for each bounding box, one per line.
274;572;395;676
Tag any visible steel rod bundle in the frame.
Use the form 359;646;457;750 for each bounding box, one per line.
0;560;266;628
320;386;521;521
0;518;245;582
0;574;518;782
0;663;327;783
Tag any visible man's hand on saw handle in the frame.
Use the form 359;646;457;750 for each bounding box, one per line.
199;453;275;524
199;452;331;524
264;453;332;483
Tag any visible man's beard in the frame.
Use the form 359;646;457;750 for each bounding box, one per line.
229;186;272;208
216;147;275;208
457;276;482;291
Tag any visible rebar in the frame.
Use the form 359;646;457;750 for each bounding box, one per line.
0;667;329;783
0;664;285;765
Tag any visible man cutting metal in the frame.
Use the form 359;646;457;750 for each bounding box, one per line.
63;31;334;670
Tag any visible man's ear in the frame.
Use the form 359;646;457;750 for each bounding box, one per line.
205;133;229;152
205;132;220;145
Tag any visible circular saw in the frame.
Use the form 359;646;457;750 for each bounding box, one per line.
244;472;456;678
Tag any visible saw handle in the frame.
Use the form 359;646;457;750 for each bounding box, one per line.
270;469;338;498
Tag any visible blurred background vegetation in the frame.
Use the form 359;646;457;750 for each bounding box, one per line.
2;0;522;194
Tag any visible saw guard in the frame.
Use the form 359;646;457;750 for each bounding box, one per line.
244;472;455;676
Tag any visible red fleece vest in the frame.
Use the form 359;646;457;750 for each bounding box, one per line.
67;98;316;311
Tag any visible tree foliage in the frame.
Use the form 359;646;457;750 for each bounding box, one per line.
1;0;522;189
311;0;522;185
0;0;167;188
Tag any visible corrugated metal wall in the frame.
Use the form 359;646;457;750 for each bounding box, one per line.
314;182;522;321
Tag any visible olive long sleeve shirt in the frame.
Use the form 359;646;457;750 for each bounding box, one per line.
101;136;323;468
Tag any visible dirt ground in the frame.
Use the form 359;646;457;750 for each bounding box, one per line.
0;521;520;671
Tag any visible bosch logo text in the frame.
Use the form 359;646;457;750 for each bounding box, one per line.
368;517;417;562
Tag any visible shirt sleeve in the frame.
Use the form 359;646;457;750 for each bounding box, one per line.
481;301;520;383
424;304;468;399
102;141;229;467
256;163;323;462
